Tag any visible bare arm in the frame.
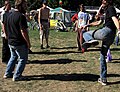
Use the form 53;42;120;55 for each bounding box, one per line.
112;16;120;30
21;29;31;49
96;4;105;16
1;22;8;39
38;8;42;29
1;12;8;39
89;19;102;26
48;9;50;28
83;19;103;29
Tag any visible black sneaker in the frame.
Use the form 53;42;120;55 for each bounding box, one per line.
28;49;33;54
82;42;91;51
46;45;50;48
98;78;108;85
77;47;81;51
82;40;99;50
41;45;44;49
89;40;99;47
12;76;29;81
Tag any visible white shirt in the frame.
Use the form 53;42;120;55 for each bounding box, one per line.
1;10;5;37
0;8;14;37
78;11;90;28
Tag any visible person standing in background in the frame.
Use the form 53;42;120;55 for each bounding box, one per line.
1;0;11;64
77;4;90;51
38;0;50;49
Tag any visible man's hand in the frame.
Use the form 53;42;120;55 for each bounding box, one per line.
4;34;8;39
40;24;43;30
27;43;31;49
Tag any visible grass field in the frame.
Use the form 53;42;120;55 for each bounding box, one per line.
0;28;120;92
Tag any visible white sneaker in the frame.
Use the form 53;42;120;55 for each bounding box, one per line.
3;74;13;79
98;78;107;86
106;58;112;62
86;40;98;43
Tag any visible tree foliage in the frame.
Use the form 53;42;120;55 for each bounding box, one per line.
0;0;120;11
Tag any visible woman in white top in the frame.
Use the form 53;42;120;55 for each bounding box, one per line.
77;4;90;51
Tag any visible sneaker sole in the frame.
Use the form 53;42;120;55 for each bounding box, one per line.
91;41;99;47
3;74;13;79
82;41;99;49
98;78;107;86
98;80;107;86
82;42;91;50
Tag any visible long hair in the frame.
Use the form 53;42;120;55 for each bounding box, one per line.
4;0;10;10
79;4;85;12
15;0;27;14
15;0;26;9
105;0;113;5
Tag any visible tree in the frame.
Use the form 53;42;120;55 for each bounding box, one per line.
1;0;119;11
114;0;120;9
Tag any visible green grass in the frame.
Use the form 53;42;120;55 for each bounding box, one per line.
0;27;120;92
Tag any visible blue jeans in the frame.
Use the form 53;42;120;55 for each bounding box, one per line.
5;44;28;79
83;27;116;80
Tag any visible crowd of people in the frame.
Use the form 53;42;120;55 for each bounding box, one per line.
0;0;120;86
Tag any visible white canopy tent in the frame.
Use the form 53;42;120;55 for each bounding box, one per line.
50;7;75;27
85;6;120;14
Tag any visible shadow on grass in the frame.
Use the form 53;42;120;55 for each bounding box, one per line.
21;73;120;85
50;46;77;50
29;46;120;55
111;59;120;63
108;74;120;77
109;81;120;85
29;51;82;55
111;48;120;51
25;73;99;81
87;47;120;52
28;58;87;64
107;74;120;85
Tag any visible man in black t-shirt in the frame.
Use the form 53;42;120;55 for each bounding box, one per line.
3;0;31;81
82;0;120;85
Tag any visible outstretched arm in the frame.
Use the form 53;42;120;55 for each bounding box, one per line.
83;19;103;29
112;16;120;31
